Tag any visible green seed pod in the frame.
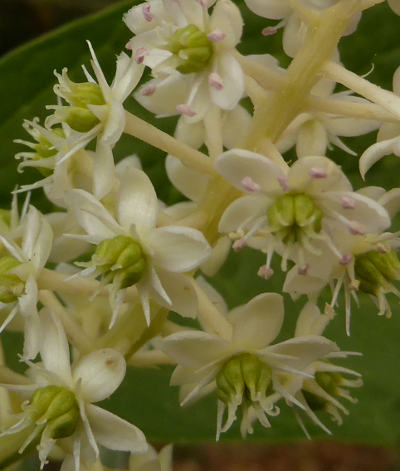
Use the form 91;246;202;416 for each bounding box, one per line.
168;24;214;74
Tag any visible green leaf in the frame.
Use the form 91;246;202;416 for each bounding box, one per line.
0;0;400;453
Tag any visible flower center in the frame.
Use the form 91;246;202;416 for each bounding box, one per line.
168;24;214;74
91;235;147;289
216;353;272;406
0;256;25;304
267;193;322;244
29;385;80;439
303;371;342;412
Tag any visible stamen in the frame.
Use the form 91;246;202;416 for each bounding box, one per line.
241;176;260;193
135;47;148;64
340;253;353;265
298;264;309;275
142;4;153;22
309;167;327;179
341;196;355;209
348;221;365;235
195;0;206;6
208;73;224;90
233;238;247;252
176;104;197;117
277;174;289;192
141;84;156;96
262;27;278;36
258;265;274;279
207;29;226;42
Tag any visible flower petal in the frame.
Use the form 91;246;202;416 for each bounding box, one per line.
244;0;290;19
210;0;243;47
219;194;269;233
86;404;147;453
148;226;211;272
166;155;209;202
210;54;244;110
117;168;158;233
295;302;330;337
359;137;400;179
73;349;126;403
92;142;115;200
162;331;231;368
40;309;72;381
215;149;284;195
229;293;284;350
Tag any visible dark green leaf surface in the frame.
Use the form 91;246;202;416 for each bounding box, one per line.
1;0;400;450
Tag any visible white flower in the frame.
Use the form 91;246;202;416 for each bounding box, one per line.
45;42;144;199
0;206;53;360
388;0;400;15
126;0;245;122
244;0;360;58
0;310;147;470
215;150;390;278
129;444;173;471
162;278;338;438
360;66;400;178
66;167;211;325
281;302;362;435
277;79;379;158
284;187;400;332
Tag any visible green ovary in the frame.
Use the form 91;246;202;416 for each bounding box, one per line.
267;193;322;244
92;235;147;288
168;24;214;74
0;256;25;304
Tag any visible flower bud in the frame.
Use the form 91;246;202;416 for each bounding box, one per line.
0;256;25;304
216;353;272;406
92;235;146;288
168;25;214;74
355;250;400;296
267;193;322;244
29;386;79;439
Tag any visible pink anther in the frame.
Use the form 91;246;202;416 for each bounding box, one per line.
142;5;153;22
341;196;355;209
258;265;274;280
207;29;226;42
208;73;224;90
176;104;197;117
142;84;156;96
241;176;260;193
309;167;327;179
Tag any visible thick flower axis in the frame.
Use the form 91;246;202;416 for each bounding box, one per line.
268;193;322;245
168;25;214;74
0;256;25;304
90;235;146;289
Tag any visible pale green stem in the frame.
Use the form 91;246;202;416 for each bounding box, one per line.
259;139;288;168
204;105;223;161
192;278;232;340
323;60;400;120
0;365;30;385
246;0;376;148
128;350;175;367
239;52;398;122
38;290;94;354
124;111;216;176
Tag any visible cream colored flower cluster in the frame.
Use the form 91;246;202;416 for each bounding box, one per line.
0;0;399;469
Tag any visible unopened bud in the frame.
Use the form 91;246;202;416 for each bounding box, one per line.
303;371;342;411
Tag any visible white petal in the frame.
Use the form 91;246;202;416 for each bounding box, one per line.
148;226;211;272
288;155;352;194
264;335;339;370
359;137;400;179
215;149;283;194
40;309;72;381
22;309;41;361
166;155;209;202
129;446;160;471
379;188;400;218
210;54;244;110
244;0;290;19
162;331;231;368
327;115;379;137
86;404;147;453
117;168;158;233
159;444;173;471
175;118;205;149
283;13;306;58
389;0;400;15
295;302;330;337
66;189;121;240
73;349;126;403
112;52;144;102
229;293;284;350
283;266;327;300
92;142;115;200
210;0;243;47
219;195;269;233
155;271;198;318
135;76;190;116
222;107;252;150
123;1;164;34
200;236;231;276
195;276;228;315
